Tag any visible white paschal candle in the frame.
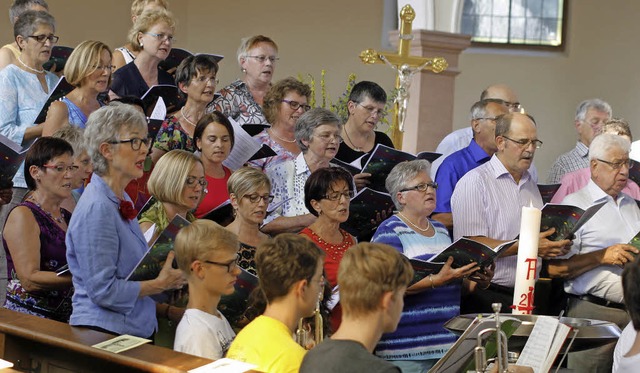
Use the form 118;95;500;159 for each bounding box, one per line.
512;202;541;314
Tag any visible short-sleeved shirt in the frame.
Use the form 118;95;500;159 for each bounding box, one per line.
153;115;196;153
174;308;235;359
210;79;268;126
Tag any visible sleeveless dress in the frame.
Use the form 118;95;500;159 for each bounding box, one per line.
3;201;73;322
61;97;88;128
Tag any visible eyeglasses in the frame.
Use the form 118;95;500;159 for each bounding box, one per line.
245;55;279;63
357;103;387;117
27;34;59;44
503;101;522;111
107;137;152;151
92;65;115;72
42;164;78;173
244;194;274;204
203;256;239;273
596;158;634;170
192;76;219;85
474;117;499;122
313;133;343;143
323;190;354;201
185;176;207;187
399;182;438;193
502;136;543;149
143;32;175;43
282;100;311;112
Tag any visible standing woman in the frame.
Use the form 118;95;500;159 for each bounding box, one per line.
66;104;185;337
209;35;278;125
337;81;394;189
193;112;235;219
109;8;175;99
112;0;169;71
2;138;74;322
248;77;311;172
42;40;112;135
300;167;356;330
150;55;220;164
0;9;59;252
225;167;271;275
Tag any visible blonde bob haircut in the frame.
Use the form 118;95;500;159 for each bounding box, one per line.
130;0;168;18
64;40;112;87
174;219;239;274
338;242;413;317
236;35;278;66
227;167;271;199
147;149;202;207
128;8;175;52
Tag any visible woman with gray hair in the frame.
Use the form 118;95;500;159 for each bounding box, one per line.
262;108;343;235
0;10;59;229
371;159;490;373
66;104;186;338
208;35;278;125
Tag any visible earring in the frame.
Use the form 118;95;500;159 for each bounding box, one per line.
140;42;144;48
241;68;247;73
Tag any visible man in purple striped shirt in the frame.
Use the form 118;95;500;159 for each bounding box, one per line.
451;112;571;313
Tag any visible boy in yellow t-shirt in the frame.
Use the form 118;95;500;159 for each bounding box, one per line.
227;234;325;373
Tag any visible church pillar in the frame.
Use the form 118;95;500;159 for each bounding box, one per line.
389;29;471;153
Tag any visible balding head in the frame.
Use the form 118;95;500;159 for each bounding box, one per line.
481;84;521;112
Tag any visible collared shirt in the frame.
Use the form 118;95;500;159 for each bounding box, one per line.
451;154;543;287
551;167;640;203
435;139;491;214
547;141;589;183
0;65;58;188
264;152;311;226
210;79;269;126
66;174;156;337
562;180;640;303
431;127;473;179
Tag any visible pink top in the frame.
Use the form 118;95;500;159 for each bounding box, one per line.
551;167;640;203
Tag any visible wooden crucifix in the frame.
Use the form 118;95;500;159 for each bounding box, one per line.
359;4;448;148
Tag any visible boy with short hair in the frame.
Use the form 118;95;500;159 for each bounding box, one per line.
300;242;413;373
173;220;240;359
227;233;325;373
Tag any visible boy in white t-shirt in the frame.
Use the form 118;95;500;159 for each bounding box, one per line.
173;220;240;359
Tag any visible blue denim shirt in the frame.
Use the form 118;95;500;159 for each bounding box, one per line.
66;173;156;337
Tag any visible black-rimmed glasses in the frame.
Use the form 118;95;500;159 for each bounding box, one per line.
399;182;438;193
323;190;354;201
244;194;274;204
28;34;59;44
203;256;239;273
502;136;543;149
282;100;311;112
107;137;151;151
596;158;634;170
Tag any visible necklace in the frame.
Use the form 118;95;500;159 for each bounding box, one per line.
17;56;45;74
180;106;200;127
269;128;297;143
397;211;431;232
344;126;371;152
307;228;352;261
28;195;65;224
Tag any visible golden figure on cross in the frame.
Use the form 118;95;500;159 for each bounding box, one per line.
359;4;448;148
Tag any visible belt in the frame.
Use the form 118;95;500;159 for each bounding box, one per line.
570;293;626;311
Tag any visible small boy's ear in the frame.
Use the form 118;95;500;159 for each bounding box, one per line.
294;278;308;298
380;291;394;312
191;260;205;278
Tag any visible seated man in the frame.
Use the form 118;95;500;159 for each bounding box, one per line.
173;220;239;359
432;98;508;231
300;242;413;373
227;234;325;373
547;98;611;183
613;257;640;373
551;119;640;202
547;133;640;372
451;112;571;313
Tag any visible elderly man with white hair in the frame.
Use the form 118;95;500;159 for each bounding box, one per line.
547;133;640;372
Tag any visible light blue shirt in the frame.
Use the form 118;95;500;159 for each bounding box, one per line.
66;173;156;337
0;65;58;188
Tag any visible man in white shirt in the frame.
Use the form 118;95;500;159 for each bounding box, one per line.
451;112;570;313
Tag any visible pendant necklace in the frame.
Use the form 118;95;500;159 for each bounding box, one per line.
29;195;64;224
397;211;431;232
269;128;297;143
344;126;370;152
17;56;45;74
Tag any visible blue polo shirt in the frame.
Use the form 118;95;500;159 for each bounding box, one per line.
434;139;490;213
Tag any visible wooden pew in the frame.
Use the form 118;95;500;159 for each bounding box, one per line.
0;308;212;372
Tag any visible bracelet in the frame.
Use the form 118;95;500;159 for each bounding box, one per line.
164;305;171;319
428;274;435;289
